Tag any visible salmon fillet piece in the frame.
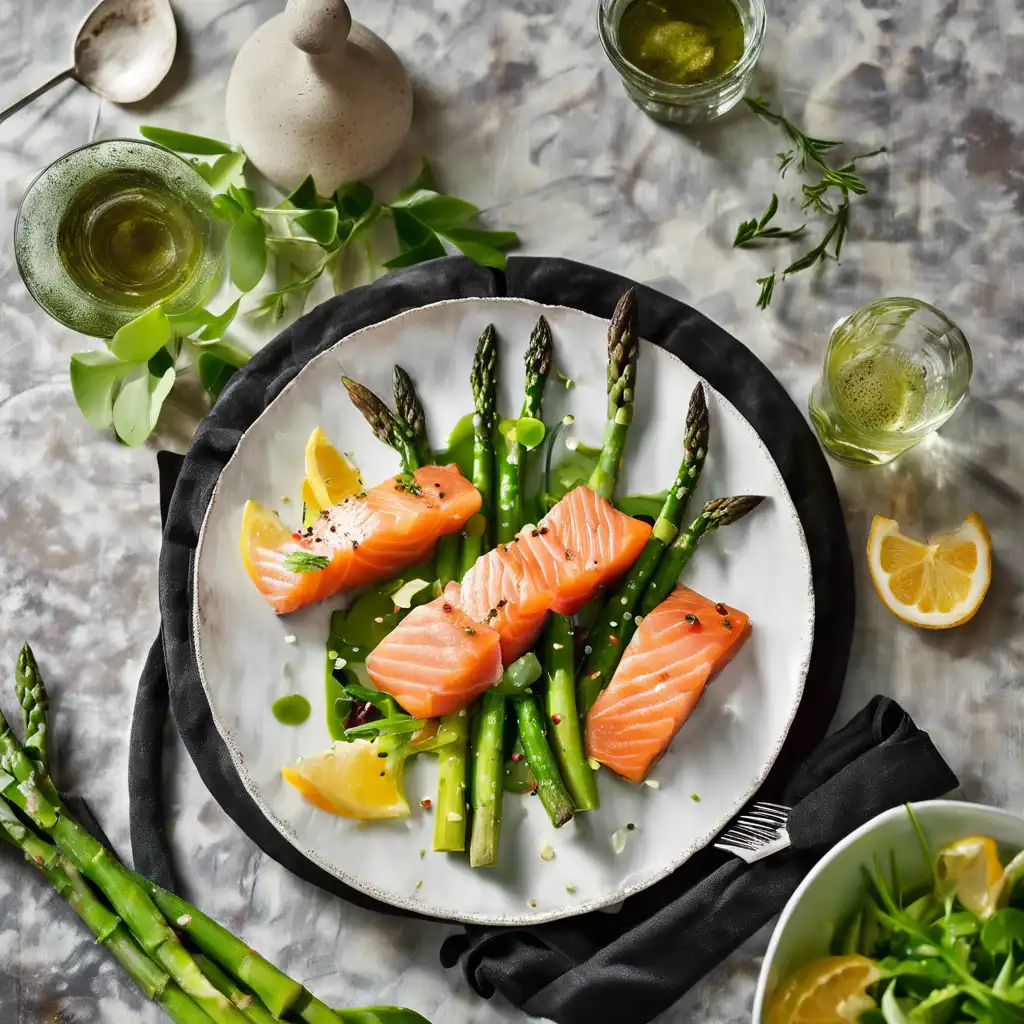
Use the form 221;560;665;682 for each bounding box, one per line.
366;587;503;718
585;586;750;782
244;465;480;614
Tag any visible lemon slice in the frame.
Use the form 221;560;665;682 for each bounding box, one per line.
282;739;409;820
935;835;1007;918
301;480;322;529
304;427;361;511
240;500;294;578
766;954;882;1024
867;513;991;629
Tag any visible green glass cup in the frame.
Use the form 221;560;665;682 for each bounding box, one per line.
808;297;973;466
15;139;223;338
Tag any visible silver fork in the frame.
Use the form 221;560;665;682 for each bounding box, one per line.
714;802;792;863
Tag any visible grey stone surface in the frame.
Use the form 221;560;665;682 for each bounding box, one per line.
1;0;1021;1020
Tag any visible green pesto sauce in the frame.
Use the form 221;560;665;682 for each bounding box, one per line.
618;0;745;85
271;694;311;726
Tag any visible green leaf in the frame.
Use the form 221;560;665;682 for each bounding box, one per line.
112;366;175;446
396;159;438;198
335;180;375;219
390;207;437;251
382;236;446;269
212;194;244;222
148;346;174;376
197;299;241;341
334;1007;433;1023
984;910;1024;956
443;228;516;269
69;350;141;428
109;307;172;361
295;206;340;245
193;338;249;369
286;175;326;211
139;126;235;155
193;151;246;191
388;190;479;228
615;490;669;521
227;213;267;291
227;185;256;213
196;353;238;401
167;307;215;338
880;983;913;1024
343;205;385;245
443;227;519;251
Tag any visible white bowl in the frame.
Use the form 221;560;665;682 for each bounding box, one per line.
752;800;1024;1022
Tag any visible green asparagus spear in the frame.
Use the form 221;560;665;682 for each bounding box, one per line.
0;712;248;1024
392;366;431;467
433;709;469;853
15;642;49;773
460;325;498;576
469;691;506;868
545;615;598;810
135;876;304;1017
0;797;216;1024
587;289;638;501
342;376;420;476
577;384;710;715
514;698;574;828
195;956;281;1024
639;495;766;616
496;317;552;542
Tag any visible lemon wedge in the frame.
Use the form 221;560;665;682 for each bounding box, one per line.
766;954;882;1024
304;426;361;511
282;739;409;820
867;513;991;629
240;500;294;579
935;835;1009;918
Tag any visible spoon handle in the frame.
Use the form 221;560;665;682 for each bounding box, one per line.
0;67;77;128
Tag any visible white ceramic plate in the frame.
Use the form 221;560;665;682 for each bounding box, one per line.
193;297;814;925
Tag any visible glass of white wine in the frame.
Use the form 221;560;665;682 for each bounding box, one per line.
808;297;973;466
15;139;223;338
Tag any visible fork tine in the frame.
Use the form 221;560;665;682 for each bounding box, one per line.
754;802;791;814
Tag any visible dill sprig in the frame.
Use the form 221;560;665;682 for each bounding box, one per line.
736;97;885;309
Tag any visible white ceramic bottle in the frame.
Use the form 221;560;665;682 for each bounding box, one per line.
225;0;413;193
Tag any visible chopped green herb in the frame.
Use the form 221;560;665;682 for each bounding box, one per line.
284;552;330;573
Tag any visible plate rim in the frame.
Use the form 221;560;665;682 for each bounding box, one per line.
192;295;815;925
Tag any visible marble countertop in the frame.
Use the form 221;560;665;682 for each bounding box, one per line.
2;0;1023;1021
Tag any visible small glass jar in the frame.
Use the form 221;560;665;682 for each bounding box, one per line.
598;0;765;125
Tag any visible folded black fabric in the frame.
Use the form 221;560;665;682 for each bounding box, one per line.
440;696;958;1024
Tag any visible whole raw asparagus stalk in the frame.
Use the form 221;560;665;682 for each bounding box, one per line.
0;797;215;1024
392;365;430;467
577;384;710;715
15;642;49;772
432;709;470;853
638;495;766;616
544;615;599;810
469;691;506;868
586;289;638;501
459;325;498;576
0;713;249;1024
195;956;281;1024
341;376;420;476
514;697;574;827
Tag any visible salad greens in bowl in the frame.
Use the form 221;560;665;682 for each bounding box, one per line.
754;801;1024;1024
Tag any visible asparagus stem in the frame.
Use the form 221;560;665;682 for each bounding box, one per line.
342;376;420;475
15;642;49;773
577;384;710;715
460;325;497;575
514;698;575;828
434;536;461;588
392;366;430;467
469;692;506;868
587;289;639;501
195;956;281;1024
292;989;348;1024
489;653;543;697
135;876;304;1017
521;316;553;422
638;495;766;616
432;710;469;852
544;616;599;811
0;799;215;1024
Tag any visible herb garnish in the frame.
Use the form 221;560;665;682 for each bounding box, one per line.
283;552;330;573
735;98;885;309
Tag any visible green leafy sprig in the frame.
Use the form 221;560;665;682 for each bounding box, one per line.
70;126;519;446
735;98;885;309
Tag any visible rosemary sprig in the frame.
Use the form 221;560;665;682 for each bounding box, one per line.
737;98;885;309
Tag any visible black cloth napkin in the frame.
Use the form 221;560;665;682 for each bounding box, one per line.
440;696;958;1024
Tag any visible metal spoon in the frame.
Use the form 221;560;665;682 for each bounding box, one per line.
0;0;177;127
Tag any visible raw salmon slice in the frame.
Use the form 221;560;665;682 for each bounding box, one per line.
540;486;652;614
243;464;480;614
585;586;750;782
366;588;502;718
